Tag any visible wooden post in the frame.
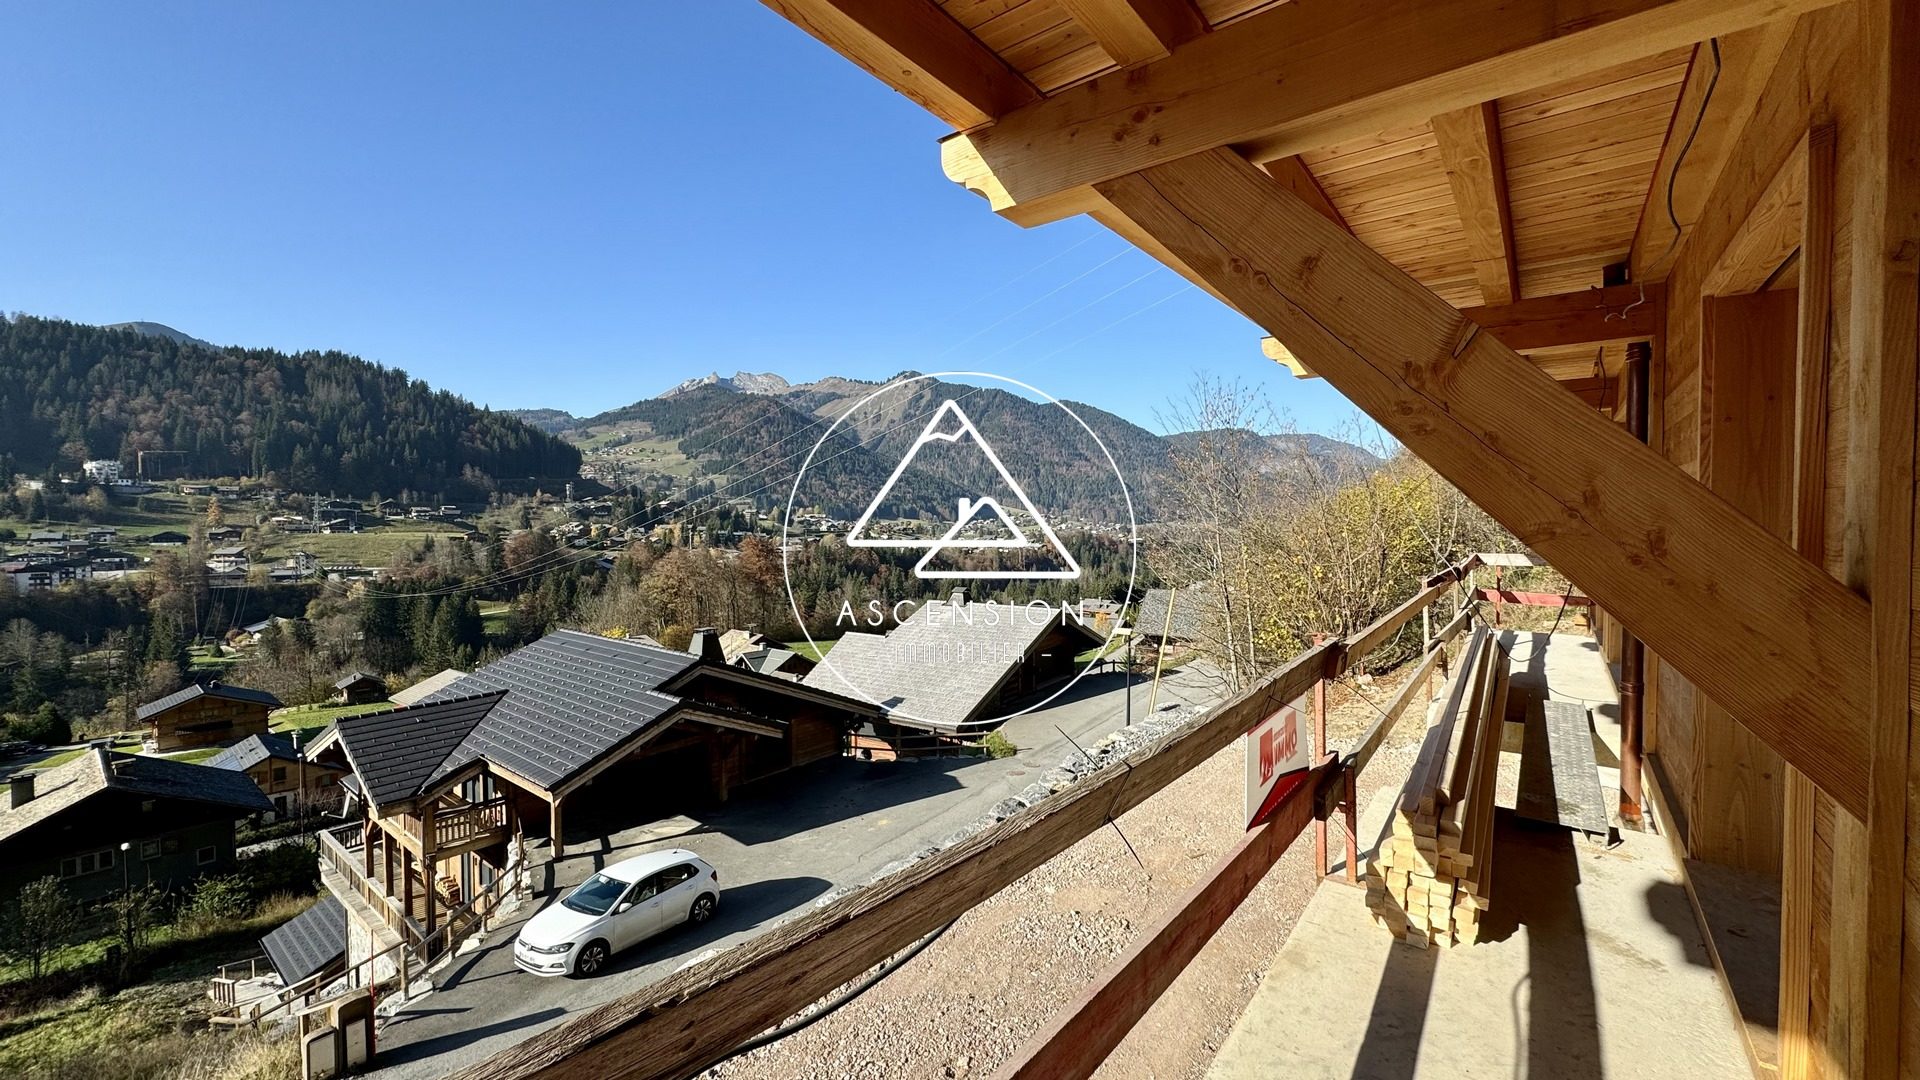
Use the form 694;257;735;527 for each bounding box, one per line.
1342;766;1359;886
401;848;414;924
1616;344;1650;825
1311;633;1328;879
421;802;438;938
362;819;374;877
549;795;565;860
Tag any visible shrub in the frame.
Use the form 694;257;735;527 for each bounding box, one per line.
981;731;1018;759
174;876;251;934
235;845;317;904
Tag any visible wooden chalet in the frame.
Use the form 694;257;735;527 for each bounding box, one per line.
301;629;879;981
136;681;281;751
443;2;1920;1079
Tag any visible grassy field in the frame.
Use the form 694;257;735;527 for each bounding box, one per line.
0;896;311;1080
256;522;469;565
785;639;836;662
479;600;511;635
269;701;393;733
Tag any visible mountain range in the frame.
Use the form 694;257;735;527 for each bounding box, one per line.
511;371;1381;521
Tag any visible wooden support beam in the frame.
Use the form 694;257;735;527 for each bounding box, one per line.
1431;101;1520;305
1261;157;1346;230
940;0;1845;224
1458;283;1666;351
759;0;1037;130
450;641;1337;1080
1629;21;1798;282
1094;147;1872;818
1844;0;1920;1073
1777;122;1834;1080
1057;0;1207;67
992;763;1328;1080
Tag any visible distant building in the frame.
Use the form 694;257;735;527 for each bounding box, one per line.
388;668;468;707
2;559;92;595
203;732;349;818
148;531;191;547
136;682;282;752
332;671;388;706
0;749;271;903
82;460;122;484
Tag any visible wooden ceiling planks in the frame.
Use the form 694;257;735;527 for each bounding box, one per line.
1499;49;1690;297
1303;123;1481;307
940;0;1114;92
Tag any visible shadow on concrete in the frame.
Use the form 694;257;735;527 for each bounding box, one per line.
373;1006;566;1068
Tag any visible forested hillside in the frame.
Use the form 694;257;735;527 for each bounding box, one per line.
0;315;580;498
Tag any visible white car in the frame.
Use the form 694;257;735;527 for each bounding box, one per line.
513;849;719;977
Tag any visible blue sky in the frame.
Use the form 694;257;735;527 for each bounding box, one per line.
1;1;1372;438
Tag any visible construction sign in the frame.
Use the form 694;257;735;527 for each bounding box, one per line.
1246;695;1310;828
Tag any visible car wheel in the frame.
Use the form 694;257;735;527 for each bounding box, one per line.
572;940;610;978
690;894;716;925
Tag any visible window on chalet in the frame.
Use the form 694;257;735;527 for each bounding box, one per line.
195;846;217;866
58;848;115;878
272;766;288;782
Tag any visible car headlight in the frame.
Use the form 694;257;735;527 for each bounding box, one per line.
520;939;574;955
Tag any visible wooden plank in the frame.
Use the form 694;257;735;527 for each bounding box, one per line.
1348;608;1472;778
938;0;1846;224
448;639;1336;1080
1262;156;1348;230
1474;588;1595;606
1777;126;1833;1077
1848;0;1920;1074
991;762;1327;1080
1628;21;1797;281
1092;147;1872;818
759;0;1037;130
1700;132;1809;296
1055;0;1207;66
1431;101;1521;305
1343;575;1456;663
1459;282;1665;351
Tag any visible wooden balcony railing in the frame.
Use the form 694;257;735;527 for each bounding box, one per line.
317;824;410;937
434;796;509;849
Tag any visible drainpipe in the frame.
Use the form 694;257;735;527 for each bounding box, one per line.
1618;343;1650;825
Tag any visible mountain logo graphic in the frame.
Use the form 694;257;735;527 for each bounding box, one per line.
845;399;1082;581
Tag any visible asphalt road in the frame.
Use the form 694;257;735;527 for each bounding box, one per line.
366;663;1224;1078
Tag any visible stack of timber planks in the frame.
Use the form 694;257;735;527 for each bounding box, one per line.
1365;627;1509;948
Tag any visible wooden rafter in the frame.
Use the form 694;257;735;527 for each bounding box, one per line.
939;0;1846;224
1459;282;1666;350
759;0;1036;130
1431;101;1520;305
1262;156;1347;230
1094;147;1872;819
1056;0;1208;67
1627;21;1797;282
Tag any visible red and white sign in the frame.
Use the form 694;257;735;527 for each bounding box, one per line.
1246;694;1311;828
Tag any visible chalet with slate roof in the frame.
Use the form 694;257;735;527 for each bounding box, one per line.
0;748;271;902
137;682;282;751
203;731;349;817
801;594;1105;732
332;671;387;706
302;628;879;970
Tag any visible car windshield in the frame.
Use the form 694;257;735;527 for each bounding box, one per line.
561;873;627;916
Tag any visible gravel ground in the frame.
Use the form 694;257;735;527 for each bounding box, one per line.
705;657;1443;1080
